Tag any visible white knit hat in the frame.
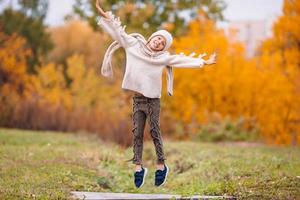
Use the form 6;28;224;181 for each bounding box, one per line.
148;30;173;51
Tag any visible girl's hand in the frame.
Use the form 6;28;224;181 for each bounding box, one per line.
204;52;217;65
95;0;109;18
198;53;207;59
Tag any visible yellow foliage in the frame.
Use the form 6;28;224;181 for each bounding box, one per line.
0;32;33;103
33;62;72;110
47;20;107;68
257;0;300;145
166;8;300;145
2;1;299;146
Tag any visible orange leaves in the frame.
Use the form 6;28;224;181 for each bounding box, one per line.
1;4;299;146
0;32;32;99
0;32;35;123
48;20;107;68
162;22;175;32
123;2;136;14
166;7;300;145
256;0;300;145
34;63;72;109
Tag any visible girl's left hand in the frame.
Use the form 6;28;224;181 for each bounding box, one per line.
205;52;217;65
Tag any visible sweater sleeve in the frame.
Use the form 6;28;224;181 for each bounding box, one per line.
96;11;138;48
165;52;205;68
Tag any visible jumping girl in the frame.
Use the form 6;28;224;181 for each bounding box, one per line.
95;0;217;188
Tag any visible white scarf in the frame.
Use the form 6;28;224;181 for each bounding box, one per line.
100;33;174;96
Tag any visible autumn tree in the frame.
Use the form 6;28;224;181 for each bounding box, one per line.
256;0;300;145
0;31;33;125
72;0;226;36
164;10;254;138
47;20;108;69
0;1;52;73
167;4;300;146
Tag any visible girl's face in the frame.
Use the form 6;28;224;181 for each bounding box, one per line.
147;35;166;52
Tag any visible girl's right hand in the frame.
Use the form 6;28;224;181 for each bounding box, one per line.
95;0;109;18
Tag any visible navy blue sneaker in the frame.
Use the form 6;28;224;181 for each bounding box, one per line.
134;166;148;188
155;164;169;186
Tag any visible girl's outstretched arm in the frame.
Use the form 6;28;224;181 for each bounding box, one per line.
95;0;109;19
166;52;217;68
95;0;137;48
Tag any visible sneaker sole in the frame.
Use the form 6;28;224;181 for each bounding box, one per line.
138;167;148;188
157;164;169;187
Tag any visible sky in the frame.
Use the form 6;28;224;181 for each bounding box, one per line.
222;0;283;21
43;0;284;27
45;0;75;26
0;0;284;26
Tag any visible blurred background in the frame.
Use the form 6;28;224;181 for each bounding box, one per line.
0;0;299;147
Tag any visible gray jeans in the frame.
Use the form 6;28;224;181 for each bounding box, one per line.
125;93;166;165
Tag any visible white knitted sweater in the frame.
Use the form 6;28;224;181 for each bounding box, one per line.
97;11;206;98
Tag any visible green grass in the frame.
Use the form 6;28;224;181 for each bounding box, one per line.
0;128;299;200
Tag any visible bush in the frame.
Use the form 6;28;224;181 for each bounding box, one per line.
194;116;260;142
